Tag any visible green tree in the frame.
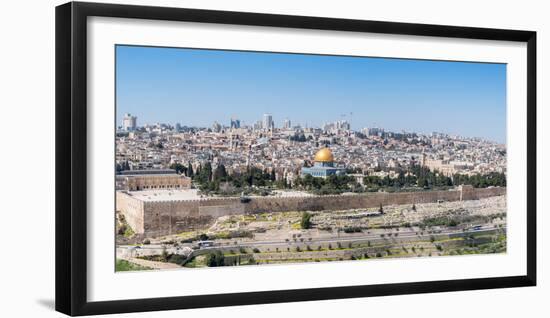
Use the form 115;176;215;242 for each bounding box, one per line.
301;212;312;229
206;250;225;267
170;163;186;174
213;164;228;181
187;161;194;178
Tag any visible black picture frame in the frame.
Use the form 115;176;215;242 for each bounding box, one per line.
55;1;537;316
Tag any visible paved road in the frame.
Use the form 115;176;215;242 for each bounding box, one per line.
119;224;503;255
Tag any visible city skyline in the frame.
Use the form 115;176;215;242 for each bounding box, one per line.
116;45;507;143
118;111;503;143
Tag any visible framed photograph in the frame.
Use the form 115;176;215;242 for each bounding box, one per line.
55;1;536;316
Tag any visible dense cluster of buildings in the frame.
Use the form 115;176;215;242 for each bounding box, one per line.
115;113;507;185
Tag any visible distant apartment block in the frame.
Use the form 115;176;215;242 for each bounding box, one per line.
122;113;137;131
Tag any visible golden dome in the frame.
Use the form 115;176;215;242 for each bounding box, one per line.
314;147;334;162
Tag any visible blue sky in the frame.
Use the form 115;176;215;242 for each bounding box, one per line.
116;45;507;143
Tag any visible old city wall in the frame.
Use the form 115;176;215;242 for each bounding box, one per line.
116;191;145;234
243;186;505;214
244;191;453;213
460;185;505;200
118;186;506;237
142;197;243;238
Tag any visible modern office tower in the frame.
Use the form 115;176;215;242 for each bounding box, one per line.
338;120;351;131
212;121;222;132
283;118;291;129
366;127;384;137
263;113;273;130
230;117;241;129
122;113;137;131
253;120;263;131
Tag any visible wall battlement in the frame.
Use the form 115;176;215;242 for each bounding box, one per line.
117;186;505;238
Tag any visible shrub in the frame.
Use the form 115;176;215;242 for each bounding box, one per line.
117;224;127;235
143;239;151;245
343;226;362;233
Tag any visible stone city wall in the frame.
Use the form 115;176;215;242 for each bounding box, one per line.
142;197;244;238
116;191;145;234
117;186;506;237
243;185;505;214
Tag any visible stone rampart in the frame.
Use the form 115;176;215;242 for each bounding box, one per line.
116;191;145;234
141;197;244;238
117;186;506;237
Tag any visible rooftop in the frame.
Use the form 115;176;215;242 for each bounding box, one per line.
125;189;201;202
121;189;316;202
118;169;177;176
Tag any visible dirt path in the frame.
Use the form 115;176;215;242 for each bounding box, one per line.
124;257;182;270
